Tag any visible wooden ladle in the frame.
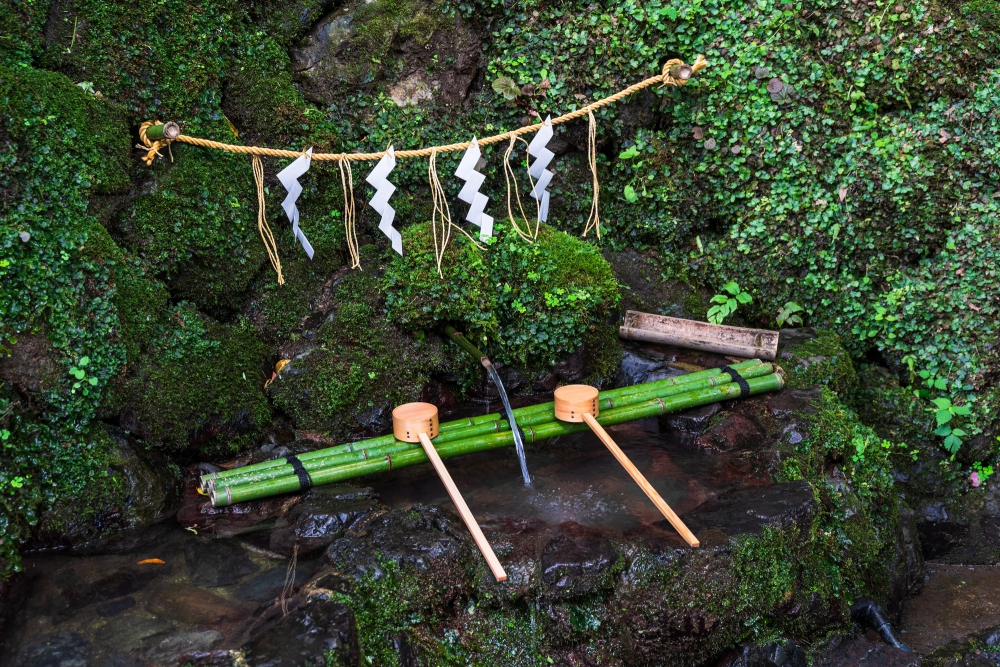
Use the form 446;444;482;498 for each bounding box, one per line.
553;385;700;547
392;402;508;581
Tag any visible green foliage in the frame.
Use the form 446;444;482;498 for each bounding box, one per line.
270;268;447;437
0;65;131;575
707;281;751;324
776;302;805;328
385;223;620;366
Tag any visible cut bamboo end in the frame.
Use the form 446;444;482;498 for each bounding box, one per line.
393;402;439;442
145;121;180;141
553;385;599;423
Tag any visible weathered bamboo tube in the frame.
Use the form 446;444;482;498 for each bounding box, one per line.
209;362;776;492
620;311;780;361
443;325;488;365
144;121;180;141
554;385;700;547
210;372;784;506
393;402;507;582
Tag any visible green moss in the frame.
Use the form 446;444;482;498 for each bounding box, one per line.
270;268;447;437
781;330;858;396
0;0;51;68
118;143;264;316
118;316;271;453
582;322;622;386
385;223;620;367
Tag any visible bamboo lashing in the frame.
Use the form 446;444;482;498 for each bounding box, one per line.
393;402;507;582
136;57;707;164
553;384;700;547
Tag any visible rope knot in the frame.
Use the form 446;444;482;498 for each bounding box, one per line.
137;120;179;166
659;55;708;88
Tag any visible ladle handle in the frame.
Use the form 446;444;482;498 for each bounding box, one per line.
582;413;700;548
417;433;508;581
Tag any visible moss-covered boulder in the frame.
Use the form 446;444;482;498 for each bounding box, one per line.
385;222;621;369
269;268;448;438
113;309;272;454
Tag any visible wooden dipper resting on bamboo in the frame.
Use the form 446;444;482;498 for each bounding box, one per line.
553;384;700;547
392;401;508;582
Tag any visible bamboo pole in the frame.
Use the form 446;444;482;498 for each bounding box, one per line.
202;360;768;489
210;372;783;506
209;362;776;491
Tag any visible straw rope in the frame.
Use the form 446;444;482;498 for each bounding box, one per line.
252;155;284;284
502;135;540;243
137;57;707;164
583;109;601;239
338;156;361;269
428;149;453;278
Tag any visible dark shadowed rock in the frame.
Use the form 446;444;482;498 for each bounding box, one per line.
184;539;259;587
10;631;89;667
270;484;384;555
616;349;666;386
540;523;618;600
241;593;358;667
145;630;222;666
0;333;61;394
324;505;472;583
697;412;766;451
768;389;822;419
684;481;815;538
718;640;807;667
663;402;720;434
809;633;920;667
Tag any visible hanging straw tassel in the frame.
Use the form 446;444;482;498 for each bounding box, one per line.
339;156;361;270
582;109;601;239
502;135;539;243
428;149;453;278
252;155;284;285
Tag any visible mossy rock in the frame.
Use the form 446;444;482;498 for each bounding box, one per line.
116;144;265;317
269;269;448;438
384;222;620;367
778;329;857;396
115;313;272;454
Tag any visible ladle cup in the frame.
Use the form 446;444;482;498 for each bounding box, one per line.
392;402;508;581
553;385;700;547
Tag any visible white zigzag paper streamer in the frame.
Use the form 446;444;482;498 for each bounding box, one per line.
455;138;493;241
366;146;401;255
277;148;315;259
527;115;555;222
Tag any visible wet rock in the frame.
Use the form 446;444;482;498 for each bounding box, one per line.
768;389;822;420
291;0;482;107
616;349;666;386
809;633;920;667
184;539;259;587
11;631;89;667
923;623;1000;667
697;412;766;451
662;402;720;434
540;523;618;600
58;569;152;617
684;481;816;538
0;332;61;394
176;475;303;537
270;485;384;556
604;248;706;317
145;630;222;666
241;593;358;667
173;651;240;667
234;565;316;605
324;505;472;587
718;640;807;667
902;564;1000;655
146;583;252;624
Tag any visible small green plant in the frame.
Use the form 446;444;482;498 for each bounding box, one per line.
708;282;751;324
928;397;971;454
776;301;805;327
971;461;994;487
69;356;99;396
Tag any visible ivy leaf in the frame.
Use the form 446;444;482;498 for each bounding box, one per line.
623;185;638;202
78;356;90;367
88;377;98;386
492;76;520;101
723;281;740;295
619;145;640;159
70;368;85;379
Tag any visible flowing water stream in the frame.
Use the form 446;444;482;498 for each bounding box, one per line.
483;361;532;486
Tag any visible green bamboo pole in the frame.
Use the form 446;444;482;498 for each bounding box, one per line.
203;359;766;489
211;372;783;506
444;325;487;364
144;121;180;141
210;362;776;491
203;359;769;490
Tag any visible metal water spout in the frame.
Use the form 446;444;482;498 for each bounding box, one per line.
443;325;531;486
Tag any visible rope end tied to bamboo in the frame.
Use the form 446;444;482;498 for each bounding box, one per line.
137;120;180;166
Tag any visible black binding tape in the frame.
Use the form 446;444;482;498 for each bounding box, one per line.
719;365;750;398
286;455;313;490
